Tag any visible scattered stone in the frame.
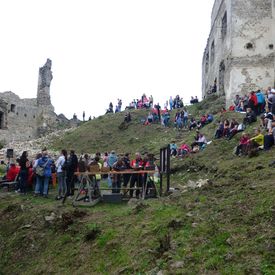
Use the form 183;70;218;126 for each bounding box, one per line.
20;224;32;229
186;179;209;189
170;261;184;269
146;266;159;275
44;212;56;222
131;201;149;214
127;198;139;206
186;212;193;217
225;252;234;261
168;191;182;201
226;238;232;246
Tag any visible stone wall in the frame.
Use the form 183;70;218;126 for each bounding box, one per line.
0;59;70;144
202;0;275;106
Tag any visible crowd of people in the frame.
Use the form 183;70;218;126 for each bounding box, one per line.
0;149;160;200
1;87;274;199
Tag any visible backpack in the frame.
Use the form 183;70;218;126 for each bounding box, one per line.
35;159;50;177
36;165;45;177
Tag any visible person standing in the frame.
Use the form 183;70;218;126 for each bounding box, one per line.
19;151;30;194
83;111;85;121
155;103;161;122
129;152;143;198
107;150;118;188
55;149;67;200
122;153;132;191
34;148;53;198
66;150;78;197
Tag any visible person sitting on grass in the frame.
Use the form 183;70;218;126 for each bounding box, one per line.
178;143;191;157
264;127;275;150
243;107;257;125
235;132;250;156
206;113;214;124
124;112;131;123
223;119;230;138
170;141;178;157
260;109;273;129
214;120;224;139
189;117;197;131
227;118;239;140
200;114;207;128
191;132;207;151
249;128;264;149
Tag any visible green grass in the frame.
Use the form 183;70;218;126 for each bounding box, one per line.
1;95;275;274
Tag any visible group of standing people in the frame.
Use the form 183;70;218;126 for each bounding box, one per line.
4;148;79;199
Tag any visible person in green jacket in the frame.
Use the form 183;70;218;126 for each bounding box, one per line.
0;161;7;179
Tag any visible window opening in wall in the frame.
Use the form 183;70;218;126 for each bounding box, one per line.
210;41;215;64
219;61;225;95
16;112;19;116
245;42;253;49
0;111;4;129
205;52;209;73
33;115;36;119
24;114;27;117
221;11;227;40
10;104;16;112
268;44;273;50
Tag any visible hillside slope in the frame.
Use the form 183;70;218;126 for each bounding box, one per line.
0;95;274;274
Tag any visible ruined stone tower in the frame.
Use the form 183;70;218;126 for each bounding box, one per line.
37;58;54;111
0;59;69;144
202;0;275;106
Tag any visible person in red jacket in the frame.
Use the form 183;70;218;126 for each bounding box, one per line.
6;163;20;181
248;91;258;114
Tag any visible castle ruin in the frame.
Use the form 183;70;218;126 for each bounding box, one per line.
202;0;275;106
0;59;69;144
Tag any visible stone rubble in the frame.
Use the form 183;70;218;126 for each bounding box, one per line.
0;128;74;160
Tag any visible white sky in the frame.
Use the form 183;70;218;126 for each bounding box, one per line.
0;0;214;119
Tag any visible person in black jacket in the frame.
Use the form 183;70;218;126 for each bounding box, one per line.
19;151;29;194
122;153;132;191
66;150;78;197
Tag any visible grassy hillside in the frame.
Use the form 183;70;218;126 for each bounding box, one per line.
0;95;274;274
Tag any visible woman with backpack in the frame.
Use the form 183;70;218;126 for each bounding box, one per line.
34;148;53;198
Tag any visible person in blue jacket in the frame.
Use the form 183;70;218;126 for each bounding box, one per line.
256;90;265;115
34;148;53;197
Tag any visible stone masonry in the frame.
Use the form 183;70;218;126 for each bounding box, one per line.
202;0;275;106
0;59;70;144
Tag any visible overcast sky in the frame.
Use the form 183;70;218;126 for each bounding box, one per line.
0;0;214;119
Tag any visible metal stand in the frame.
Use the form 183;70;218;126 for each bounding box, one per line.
72;173;101;207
